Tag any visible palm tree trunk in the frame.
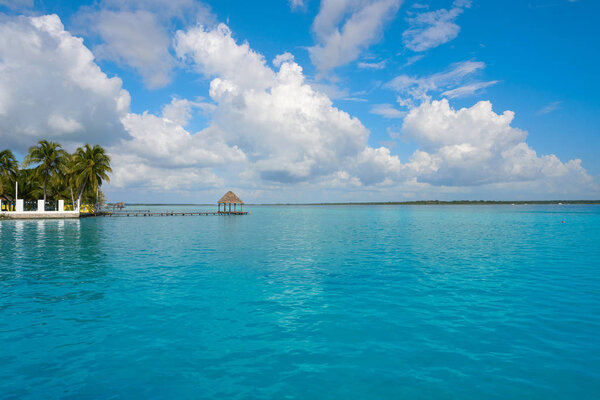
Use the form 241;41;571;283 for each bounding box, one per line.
77;182;86;212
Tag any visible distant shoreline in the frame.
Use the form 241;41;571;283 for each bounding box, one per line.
126;200;600;206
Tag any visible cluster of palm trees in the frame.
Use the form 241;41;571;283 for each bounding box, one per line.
0;140;112;211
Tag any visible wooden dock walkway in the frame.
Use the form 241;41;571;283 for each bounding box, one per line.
93;211;248;217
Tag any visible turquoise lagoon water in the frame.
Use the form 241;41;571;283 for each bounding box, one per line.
1;205;599;399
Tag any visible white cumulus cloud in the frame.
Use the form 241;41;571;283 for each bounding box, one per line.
174;23;397;184
109;111;246;190
309;0;402;73
402;99;594;191
0;14;130;152
175;23;275;91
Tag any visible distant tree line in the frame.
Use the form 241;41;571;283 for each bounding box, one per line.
0;140;111;209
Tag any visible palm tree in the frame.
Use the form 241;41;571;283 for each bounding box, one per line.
53;152;77;206
14;169;43;202
0;149;19;196
72;144;112;211
23;140;67;203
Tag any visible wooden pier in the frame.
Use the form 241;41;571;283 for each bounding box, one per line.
91;191;250;218
94;210;248;217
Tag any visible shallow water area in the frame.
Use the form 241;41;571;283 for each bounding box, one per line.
1;205;599;399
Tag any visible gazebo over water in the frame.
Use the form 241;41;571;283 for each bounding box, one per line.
218;191;245;214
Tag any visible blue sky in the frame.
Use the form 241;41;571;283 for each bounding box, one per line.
0;0;598;202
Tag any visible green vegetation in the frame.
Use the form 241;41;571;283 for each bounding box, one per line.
22;140;67;203
0;149;18;197
71;144;112;209
0;141;112;210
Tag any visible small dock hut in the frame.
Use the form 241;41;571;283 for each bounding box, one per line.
218;191;245;214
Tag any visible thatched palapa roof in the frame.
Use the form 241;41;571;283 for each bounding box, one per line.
218;191;244;204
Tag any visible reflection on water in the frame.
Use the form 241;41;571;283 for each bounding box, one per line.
14;220;24;251
0;218;106;289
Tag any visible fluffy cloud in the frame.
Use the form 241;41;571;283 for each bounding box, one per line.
309;0;402;73
403;0;471;52
117;113;244;170
355;146;403;185
74;0;214;88
175;24;274;91
109;152;224;192
109;111;245;190
0;14;130;152
175;23;392;184
402;99;594;189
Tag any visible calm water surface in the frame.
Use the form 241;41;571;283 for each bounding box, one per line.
1;205;599;399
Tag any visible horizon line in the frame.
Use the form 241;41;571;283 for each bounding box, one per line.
121;200;600;206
